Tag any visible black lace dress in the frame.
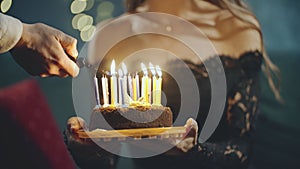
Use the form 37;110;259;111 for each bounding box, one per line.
133;50;263;169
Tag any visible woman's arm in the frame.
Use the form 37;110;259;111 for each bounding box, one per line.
185;51;262;169
0;13;23;53
190;75;260;169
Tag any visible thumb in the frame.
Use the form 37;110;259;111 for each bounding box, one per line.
67;117;87;134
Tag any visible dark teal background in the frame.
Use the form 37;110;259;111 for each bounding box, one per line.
0;0;299;169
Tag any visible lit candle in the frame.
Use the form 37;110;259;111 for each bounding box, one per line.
128;73;133;99
94;75;101;106
133;75;137;101
149;63;157;104
121;63;128;95
135;72;140;99
118;69;124;106
141;63;149;103
101;75;109;106
110;60;118;106
148;77;152;104
156;65;162;105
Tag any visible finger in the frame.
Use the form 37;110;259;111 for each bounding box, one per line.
58;32;78;60
185;118;198;132
61;57;80;77
54;48;80;77
47;42;80;77
184;118;198;143
66;117;87;143
47;61;72;78
176;138;195;153
67;117;87;133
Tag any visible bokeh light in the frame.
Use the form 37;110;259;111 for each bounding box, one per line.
72;13;85;29
1;0;12;13
85;0;94;11
80;25;96;41
70;0;87;14
77;14;93;31
97;1;114;15
69;0;116;41
96;1;114;22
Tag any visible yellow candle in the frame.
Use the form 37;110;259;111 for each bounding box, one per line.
144;76;149;103
141;75;147;101
110;60;117;106
152;76;157;104
133;77;137;101
148;78;151;104
110;76;115;105
156;77;162;105
149;63;156;104
156;65;162;105
141;63;149;103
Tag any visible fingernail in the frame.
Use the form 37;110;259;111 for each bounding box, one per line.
73;50;78;57
40;74;48;78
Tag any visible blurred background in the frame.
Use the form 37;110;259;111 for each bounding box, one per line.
0;0;299;169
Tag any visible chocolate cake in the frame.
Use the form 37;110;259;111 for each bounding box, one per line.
89;106;173;130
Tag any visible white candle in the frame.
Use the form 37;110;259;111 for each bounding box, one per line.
118;69;124;106
149;63;157;104
101;75;109;106
128;73;133;99
141;63;149;103
156;65;162;105
121;63;128;95
94;75;101;106
110;60;118;106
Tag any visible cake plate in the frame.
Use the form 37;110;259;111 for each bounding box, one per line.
77;126;187;142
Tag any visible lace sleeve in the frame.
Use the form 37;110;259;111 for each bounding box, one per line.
189;77;260;169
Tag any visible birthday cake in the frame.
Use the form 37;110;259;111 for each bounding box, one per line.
89;106;173;130
89;61;173;130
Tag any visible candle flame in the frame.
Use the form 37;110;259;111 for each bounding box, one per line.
156;65;162;77
141;63;148;75
111;60;116;75
121;62;128;75
149;63;156;76
118;69;123;77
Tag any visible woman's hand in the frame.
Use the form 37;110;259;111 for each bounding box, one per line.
10;23;79;78
164;118;198;155
65;117;118;169
175;118;198;153
65;116;198;168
